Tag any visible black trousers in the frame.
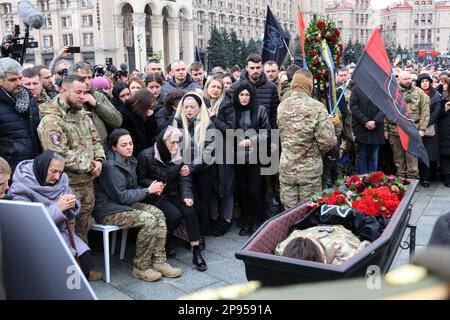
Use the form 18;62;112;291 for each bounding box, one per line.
419;160;438;181
192;167;213;236
235;163;263;225
79;251;95;276
156;196;200;242
441;155;450;175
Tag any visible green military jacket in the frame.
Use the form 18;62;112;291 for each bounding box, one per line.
277;90;337;182
37;97;106;185
385;86;430;135
275;225;371;265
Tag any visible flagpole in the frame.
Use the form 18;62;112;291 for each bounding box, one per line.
331;79;351;116
282;38;294;62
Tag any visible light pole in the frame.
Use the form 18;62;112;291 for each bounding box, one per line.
137;33;142;72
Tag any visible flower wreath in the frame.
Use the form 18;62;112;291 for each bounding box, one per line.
305;18;343;81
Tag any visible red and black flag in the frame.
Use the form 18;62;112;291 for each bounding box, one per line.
262;6;289;66
352;28;429;166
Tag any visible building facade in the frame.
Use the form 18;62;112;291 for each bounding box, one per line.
380;0;450;54
192;0;325;57
0;0;330;70
325;0;378;45
0;0;195;71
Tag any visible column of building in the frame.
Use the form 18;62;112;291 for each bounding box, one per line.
132;12;147;72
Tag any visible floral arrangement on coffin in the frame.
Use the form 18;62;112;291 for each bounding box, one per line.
310;172;411;218
304;18;343;81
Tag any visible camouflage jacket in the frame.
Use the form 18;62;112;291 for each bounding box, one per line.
275;225;371;265
37;97;106;185
54;90;122;148
385;86;430;135
277;90;337;181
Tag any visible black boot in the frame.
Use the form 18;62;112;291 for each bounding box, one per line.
192;245;207;271
445;174;450;187
165;245;176;258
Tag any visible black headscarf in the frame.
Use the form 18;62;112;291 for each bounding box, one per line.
156;126;173;164
33;150;57;186
233;80;259;129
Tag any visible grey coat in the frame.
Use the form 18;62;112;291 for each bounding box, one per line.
93;151;150;219
7;160;88;257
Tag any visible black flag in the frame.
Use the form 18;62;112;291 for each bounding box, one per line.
262;6;289;66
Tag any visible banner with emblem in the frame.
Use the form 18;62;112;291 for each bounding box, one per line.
262;6;290;67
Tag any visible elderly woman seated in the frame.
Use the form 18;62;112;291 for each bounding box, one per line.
7;151;102;281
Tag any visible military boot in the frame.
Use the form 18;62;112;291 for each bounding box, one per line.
132;267;162;282
152;262;182;278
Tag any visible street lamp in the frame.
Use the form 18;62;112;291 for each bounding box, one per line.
137;33;142;72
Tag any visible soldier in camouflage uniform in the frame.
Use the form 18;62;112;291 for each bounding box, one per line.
275;225;371;265
37;75;106;244
68;62;123;148
385;71;430;179
277;70;337;209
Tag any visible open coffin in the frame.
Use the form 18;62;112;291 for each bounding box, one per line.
235;180;419;287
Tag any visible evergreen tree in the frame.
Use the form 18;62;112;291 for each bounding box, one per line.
240;39;250;66
222;30;232;68
353;40;364;62
343;39;354;65
246;37;260;56
229;30;242;68
207;26;227;68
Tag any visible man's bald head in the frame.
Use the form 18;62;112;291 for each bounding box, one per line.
398;71;413;89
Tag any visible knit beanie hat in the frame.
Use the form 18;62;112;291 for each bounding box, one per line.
291;71;313;95
91;76;111;90
416;73;433;87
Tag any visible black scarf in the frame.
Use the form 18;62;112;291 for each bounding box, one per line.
233;80;259;130
156;127;173;164
33;150;57;186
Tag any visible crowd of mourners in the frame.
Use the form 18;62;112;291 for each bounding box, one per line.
1;43;449;282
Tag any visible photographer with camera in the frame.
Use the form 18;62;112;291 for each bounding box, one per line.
68;62;122;148
0;57;41;172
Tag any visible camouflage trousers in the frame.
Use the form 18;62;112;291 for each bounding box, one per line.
71;181;95;244
279;174;322;210
96;202;167;271
389;134;419;179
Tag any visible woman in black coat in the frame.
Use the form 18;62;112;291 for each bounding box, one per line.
439;89;450;187
119;89;157;156
137;125;207;271
233;80;270;236
203;75;236;236
417;74;442;187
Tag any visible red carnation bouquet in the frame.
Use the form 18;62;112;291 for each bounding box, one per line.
311;172;410;218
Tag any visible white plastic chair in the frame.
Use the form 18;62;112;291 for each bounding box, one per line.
90;223;128;283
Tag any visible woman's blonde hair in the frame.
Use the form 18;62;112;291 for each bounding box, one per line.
203;74;225;115
173;92;210;156
0;156;11;175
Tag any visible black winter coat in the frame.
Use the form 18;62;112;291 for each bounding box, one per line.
93;151;150;219
136;146;193;201
227;71;279;129
206;99;236;197
235;104;270;163
118;103;157;156
350;86;386;145
291;205;387;242
422;89;441;161
155;107;175;134
0;88;41;171
174;116;216;174
439;98;450;156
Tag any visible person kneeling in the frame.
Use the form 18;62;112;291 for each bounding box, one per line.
7;151;102;281
93;129;181;281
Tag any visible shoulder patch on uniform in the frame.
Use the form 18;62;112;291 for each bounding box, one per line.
49;132;62;145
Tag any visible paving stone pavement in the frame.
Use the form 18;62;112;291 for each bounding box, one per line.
90;182;449;300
